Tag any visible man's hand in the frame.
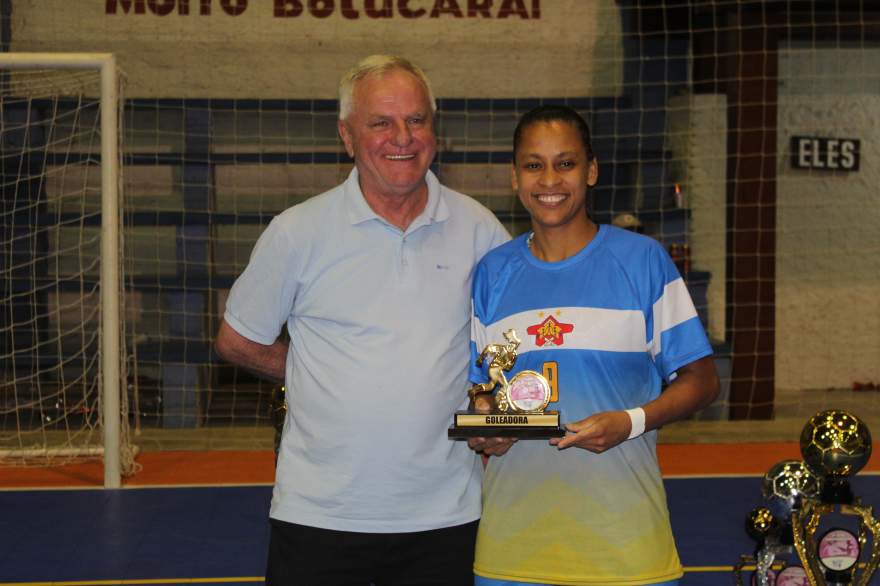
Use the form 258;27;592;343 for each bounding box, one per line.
466;392;517;457
467;435;517;457
472;393;494;413
549;410;631;453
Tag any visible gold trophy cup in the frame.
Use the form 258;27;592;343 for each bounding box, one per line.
791;410;879;586
735;461;819;586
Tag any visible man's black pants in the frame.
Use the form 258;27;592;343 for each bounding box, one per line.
265;518;478;586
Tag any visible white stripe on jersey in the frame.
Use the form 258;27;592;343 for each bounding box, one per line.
650;277;699;359
470;299;490;352
474;306;647;354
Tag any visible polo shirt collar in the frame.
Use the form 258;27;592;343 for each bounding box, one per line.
343;167;450;229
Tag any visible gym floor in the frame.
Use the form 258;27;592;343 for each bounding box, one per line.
2;444;879;586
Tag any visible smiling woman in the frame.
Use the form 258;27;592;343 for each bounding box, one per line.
467;105;720;586
511;110;598;263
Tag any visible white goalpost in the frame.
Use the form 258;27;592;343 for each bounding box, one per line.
0;53;131;487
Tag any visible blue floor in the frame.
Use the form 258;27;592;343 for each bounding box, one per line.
1;477;878;585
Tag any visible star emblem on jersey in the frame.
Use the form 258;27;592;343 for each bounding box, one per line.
526;315;574;346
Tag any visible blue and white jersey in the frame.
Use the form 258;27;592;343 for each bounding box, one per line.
470;225;712;585
470;225;711;421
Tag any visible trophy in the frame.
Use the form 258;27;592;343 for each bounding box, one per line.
763;460;821;522
735;461;819;586
448;329;564;439
734;506;784;586
791;410;879;586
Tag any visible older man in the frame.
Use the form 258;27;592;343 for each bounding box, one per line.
215;55;509;585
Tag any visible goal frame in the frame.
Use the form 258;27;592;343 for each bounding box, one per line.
0;53;123;488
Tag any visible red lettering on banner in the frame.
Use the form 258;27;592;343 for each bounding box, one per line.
107;0;539;18
341;0;359;18
309;0;334;17
398;0;426;18
431;0;463;17
148;0;176;15
220;0;247;15
366;0;392;17
498;0;528;19
467;0;491;17
106;0;147;14
108;0;250;15
274;0;304;16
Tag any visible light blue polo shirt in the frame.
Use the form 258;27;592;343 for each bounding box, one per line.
224;168;509;533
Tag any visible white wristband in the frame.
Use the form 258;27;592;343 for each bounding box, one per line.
625;407;646;440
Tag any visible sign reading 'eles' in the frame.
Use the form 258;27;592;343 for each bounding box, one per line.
105;0;542;19
791;136;860;172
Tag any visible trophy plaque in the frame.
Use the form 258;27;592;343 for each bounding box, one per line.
775;566;809;586
790;410;880;586
448;329;564;439
817;528;860;580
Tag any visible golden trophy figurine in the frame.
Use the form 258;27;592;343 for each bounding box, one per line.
469;329;522;412
791;410;879;586
448;329;563;439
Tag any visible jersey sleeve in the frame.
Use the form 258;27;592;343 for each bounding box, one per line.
223;215;301;345
645;243;713;381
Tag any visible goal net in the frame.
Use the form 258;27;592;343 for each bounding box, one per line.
2;3;879;458
0;54;136;483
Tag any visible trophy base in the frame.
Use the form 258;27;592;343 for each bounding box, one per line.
448;410;565;439
823;568;854;584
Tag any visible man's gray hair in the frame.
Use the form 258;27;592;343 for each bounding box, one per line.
338;55;437;121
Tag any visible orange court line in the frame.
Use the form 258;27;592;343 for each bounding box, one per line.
0;443;877;488
663;443;792;476
130;450;277;486
0;450;276;489
659;442;880;476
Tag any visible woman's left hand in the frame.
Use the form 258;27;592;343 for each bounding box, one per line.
549;410;631;453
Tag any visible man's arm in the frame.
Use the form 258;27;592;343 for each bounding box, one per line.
215;319;288;383
550;355;720;452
